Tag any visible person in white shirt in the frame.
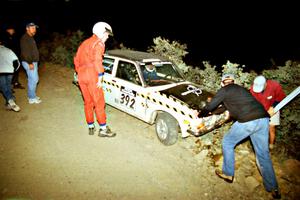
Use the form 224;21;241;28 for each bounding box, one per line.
0;44;21;112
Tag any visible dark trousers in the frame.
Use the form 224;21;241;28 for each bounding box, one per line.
12;67;22;85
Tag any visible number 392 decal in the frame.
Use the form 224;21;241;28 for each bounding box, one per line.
120;86;136;109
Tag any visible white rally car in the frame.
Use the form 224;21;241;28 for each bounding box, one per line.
101;49;229;145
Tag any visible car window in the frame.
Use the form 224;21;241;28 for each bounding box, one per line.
116;61;142;85
140;62;185;86
103;57;114;74
156;63;183;79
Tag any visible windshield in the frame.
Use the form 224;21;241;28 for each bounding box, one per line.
141;62;185;86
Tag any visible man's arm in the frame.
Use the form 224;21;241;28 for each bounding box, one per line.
198;88;226;117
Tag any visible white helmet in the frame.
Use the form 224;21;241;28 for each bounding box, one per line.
92;22;113;38
145;64;155;72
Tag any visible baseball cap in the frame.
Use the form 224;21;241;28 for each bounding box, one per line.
253;75;266;93
221;73;235;82
26;22;39;28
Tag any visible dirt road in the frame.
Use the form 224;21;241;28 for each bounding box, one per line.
0;64;298;200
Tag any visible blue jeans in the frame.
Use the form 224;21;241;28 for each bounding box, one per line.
0;74;14;103
22;61;39;99
222;117;278;192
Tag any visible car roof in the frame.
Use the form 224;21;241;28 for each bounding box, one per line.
105;49;170;63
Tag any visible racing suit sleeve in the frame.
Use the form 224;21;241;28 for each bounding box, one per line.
93;42;105;77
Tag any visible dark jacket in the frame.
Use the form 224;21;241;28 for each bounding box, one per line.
200;83;269;122
20;33;39;64
2;32;20;56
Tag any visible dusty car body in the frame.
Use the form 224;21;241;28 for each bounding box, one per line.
100;49;229;145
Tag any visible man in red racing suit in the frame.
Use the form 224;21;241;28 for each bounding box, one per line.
74;22;116;137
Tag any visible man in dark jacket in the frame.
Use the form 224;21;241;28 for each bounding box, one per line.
2;25;24;89
197;74;281;199
20;22;41;104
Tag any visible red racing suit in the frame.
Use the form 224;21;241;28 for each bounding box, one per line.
250;80;286;111
74;35;106;126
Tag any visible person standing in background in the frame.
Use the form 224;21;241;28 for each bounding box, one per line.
20;22;41;104
0;44;21;112
3;24;25;89
250;75;286;149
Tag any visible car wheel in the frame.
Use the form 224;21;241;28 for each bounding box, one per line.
155;112;179;146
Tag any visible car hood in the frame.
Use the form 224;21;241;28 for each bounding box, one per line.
158;83;214;110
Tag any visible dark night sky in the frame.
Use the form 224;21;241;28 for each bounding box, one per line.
1;0;299;70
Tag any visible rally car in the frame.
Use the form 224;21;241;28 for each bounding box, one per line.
101;49;229;145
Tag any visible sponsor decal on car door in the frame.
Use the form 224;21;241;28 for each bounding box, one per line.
110;60;147;120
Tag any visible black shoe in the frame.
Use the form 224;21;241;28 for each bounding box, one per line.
98;126;116;137
271;189;281;199
88;127;95;135
13;83;25;89
215;169;234;183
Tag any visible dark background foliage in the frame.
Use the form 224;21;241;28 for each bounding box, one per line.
1;0;299;70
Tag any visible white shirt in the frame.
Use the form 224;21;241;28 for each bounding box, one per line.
0;45;19;73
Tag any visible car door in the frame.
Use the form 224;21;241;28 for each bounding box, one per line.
110;60;147;120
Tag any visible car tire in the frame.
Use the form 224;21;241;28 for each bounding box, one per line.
155;112;179;146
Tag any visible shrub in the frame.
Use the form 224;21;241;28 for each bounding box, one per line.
39;30;85;68
148;37;190;73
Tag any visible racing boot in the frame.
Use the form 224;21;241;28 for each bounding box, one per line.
88;127;95;135
98;126;116;137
